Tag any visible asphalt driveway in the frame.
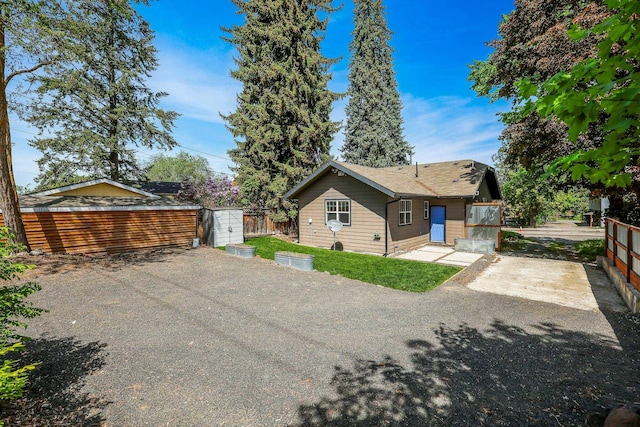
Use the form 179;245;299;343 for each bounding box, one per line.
8;246;640;426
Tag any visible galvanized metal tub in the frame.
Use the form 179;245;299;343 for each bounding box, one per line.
274;251;314;271
226;244;256;258
454;238;496;254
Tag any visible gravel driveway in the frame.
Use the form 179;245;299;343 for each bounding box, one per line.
5;246;640;426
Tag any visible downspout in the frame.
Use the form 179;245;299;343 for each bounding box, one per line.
384;198;401;256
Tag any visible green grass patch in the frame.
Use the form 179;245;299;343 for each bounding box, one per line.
547;241;566;252
501;231;534;251
242;237;461;292
575;239;605;262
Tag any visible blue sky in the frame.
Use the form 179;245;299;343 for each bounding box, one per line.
12;0;514;187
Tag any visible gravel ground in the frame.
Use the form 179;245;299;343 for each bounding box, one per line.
2;245;639;426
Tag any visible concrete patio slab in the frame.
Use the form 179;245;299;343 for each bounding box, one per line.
415;245;454;254
395;250;444;263
396;245;484;267
438;251;485;266
466;255;627;312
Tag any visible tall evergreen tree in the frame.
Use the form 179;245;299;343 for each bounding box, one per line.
222;0;340;222
341;0;412;167
0;0;72;249
26;0;178;189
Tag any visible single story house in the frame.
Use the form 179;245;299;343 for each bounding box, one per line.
284;159;502;255
4;179;200;254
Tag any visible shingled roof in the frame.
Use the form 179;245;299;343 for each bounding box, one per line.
284;159;501;200
18;195;199;212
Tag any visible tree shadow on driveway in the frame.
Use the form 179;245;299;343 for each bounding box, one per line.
296;315;640;426
501;236;586;262
17;246;197;277
0;336;109;426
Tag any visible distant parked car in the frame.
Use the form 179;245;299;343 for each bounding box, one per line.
502;217;519;227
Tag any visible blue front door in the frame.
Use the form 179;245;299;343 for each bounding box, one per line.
431;206;445;243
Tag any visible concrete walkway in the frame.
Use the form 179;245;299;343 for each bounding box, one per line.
466;255;627;312
400;221;626;312
395;245;485;267
465;221;625;312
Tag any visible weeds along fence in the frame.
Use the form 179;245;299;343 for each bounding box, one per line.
606;218;640;292
243;212;297;237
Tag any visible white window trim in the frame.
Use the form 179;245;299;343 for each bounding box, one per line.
424;201;430;219
325;199;351;226
399;199;412;226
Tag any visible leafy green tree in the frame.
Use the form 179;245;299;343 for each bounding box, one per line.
551;188;590;219
468;0;607;175
341;0;412;167
497;159;555;227
518;0;639;189
145;151;212;183
26;0;178;189
0;0;72;249
223;0;341;222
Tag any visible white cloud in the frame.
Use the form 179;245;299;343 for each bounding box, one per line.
149;42;241;124
331;94;506;166
401;95;505;165
12;35;508;189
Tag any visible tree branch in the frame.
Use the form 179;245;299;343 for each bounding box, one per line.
6;60;53;85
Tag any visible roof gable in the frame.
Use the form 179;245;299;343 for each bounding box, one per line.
29;178;159;198
285;159;502;200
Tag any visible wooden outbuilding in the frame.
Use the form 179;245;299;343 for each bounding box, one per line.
4;179;200;254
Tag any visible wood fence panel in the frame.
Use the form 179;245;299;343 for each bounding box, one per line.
243;213;296;237
606;218;640;292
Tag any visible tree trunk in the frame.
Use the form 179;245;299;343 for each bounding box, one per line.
529;209;535;227
0;25;30;249
109;150;119;181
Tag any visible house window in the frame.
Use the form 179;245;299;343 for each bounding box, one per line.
325;199;351;225
424;201;430;219
399;199;412;225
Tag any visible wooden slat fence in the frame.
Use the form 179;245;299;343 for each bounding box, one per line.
606;218;640;291
243;213;296;237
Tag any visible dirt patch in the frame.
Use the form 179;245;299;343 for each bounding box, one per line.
13;245;196;278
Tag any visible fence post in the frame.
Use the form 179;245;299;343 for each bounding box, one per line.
605;219;610;261
628;226;633;283
611;221;618;265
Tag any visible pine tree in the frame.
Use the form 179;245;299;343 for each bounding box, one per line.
0;0;71;249
341;0;412;167
26;0;178;189
222;0;340;222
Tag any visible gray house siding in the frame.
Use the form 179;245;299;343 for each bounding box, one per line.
298;172;387;254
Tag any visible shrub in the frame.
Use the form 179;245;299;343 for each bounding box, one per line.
575;239;605;262
0;342;37;400
0;227;45;411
